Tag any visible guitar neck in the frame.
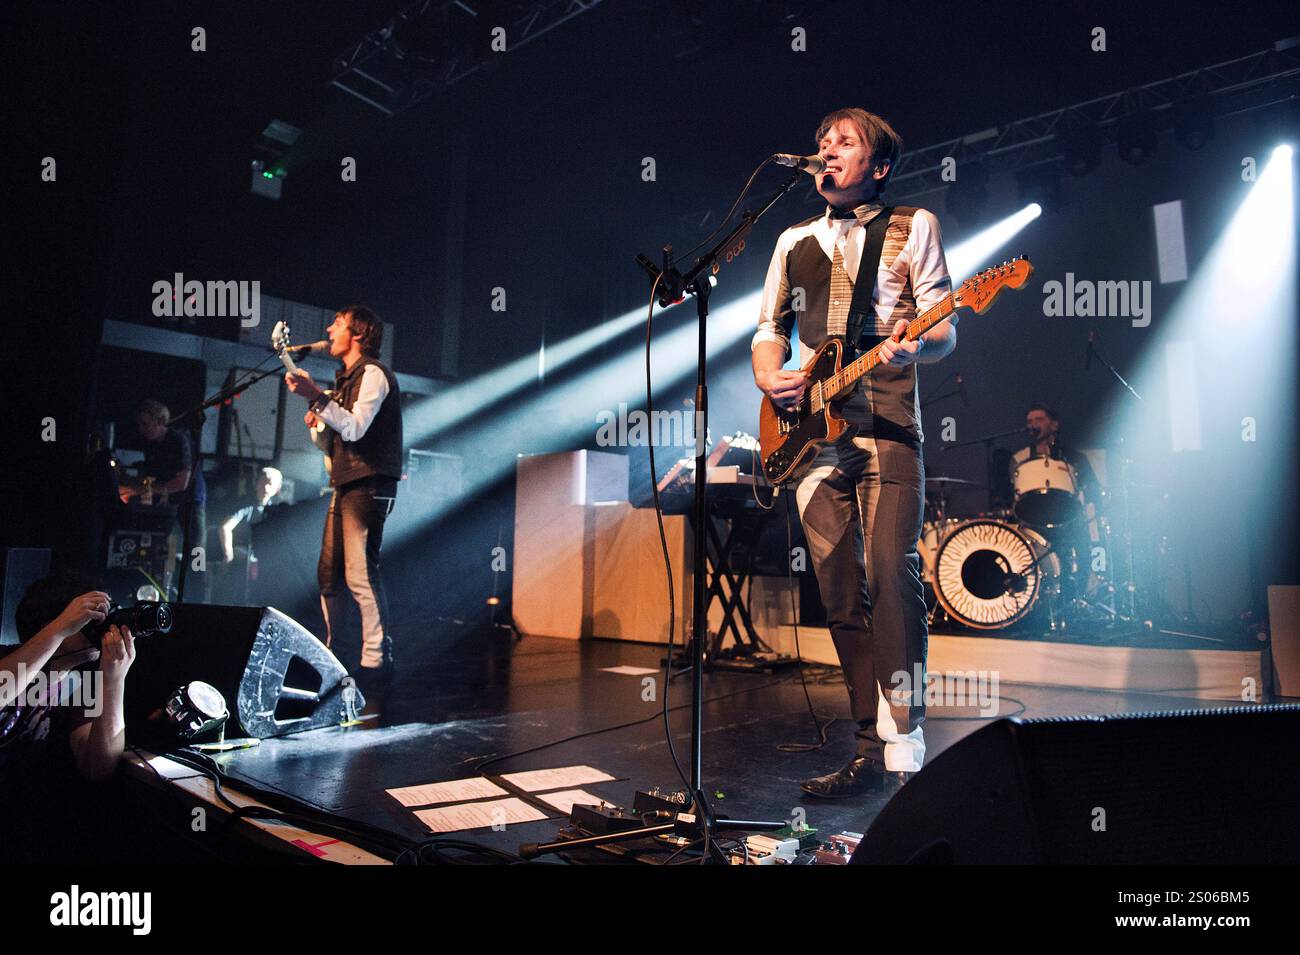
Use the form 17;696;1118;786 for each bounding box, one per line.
825;293;957;400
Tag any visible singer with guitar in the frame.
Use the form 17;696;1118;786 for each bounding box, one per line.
753;109;956;798
285;306;403;692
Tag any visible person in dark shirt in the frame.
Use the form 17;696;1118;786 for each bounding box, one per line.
118;399;209;599
214;467;283;603
0;572;136;861
1009;403;1104;597
1009;403;1099;499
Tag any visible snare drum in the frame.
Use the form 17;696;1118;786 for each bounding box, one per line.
1012;456;1083;528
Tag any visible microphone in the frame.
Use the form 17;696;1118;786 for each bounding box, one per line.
956;373;969;407
1085;330;1094;370
772;153;826;174
289;340;330;358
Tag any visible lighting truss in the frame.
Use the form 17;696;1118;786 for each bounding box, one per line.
331;0;606;117
843;39;1300;204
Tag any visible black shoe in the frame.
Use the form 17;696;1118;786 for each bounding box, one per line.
800;757;888;799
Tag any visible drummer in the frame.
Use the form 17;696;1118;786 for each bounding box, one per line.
1010;402;1101;595
1010;404;1097;493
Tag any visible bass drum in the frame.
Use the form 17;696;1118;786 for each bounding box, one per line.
917;518;963;584
933;519;1059;630
917;519;962;623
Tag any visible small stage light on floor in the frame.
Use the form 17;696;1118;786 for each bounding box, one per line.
164;680;261;752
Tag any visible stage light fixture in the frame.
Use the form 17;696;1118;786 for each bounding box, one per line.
1060;116;1102;177
1117;111;1158;165
1173;96;1215;151
944;161;990;226
1016;165;1061;213
164;681;229;740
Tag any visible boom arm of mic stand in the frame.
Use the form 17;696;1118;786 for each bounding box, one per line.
1088;336;1144;403
636;170;803;305
678;170;803;294
920;387;962;411
939;427;1027;451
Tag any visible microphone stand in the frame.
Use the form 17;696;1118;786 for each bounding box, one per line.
524;170;804;864
1086;331;1143;404
939;426;1026;512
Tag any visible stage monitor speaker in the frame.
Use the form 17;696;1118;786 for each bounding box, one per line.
852;705;1300;864
124;604;360;740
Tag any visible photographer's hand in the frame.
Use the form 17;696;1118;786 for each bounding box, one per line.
98;625;136;684
71;625;133;781
0;592;108;709
51;592;111;641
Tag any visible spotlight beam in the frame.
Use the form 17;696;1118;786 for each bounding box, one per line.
404;297;683;447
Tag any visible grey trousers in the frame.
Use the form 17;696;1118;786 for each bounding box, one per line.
795;433;928;771
318;481;395;669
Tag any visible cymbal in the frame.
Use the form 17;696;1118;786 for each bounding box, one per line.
925;476;985;488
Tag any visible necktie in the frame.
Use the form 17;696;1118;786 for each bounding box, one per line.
827;231;853;338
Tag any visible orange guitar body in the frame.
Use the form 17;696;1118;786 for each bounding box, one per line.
758;337;854;487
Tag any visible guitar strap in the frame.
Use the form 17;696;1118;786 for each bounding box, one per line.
843;206;894;358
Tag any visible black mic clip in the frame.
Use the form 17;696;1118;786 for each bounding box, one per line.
636;245;687;308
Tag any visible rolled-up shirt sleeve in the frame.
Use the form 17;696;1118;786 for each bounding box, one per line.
317;365;390;442
908;209;954;323
751;233;796;360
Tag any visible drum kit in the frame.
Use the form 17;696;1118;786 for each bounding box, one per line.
918;452;1149;634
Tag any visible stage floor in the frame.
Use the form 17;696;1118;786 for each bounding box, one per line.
180;631;1284;861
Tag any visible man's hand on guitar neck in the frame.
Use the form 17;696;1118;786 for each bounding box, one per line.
285;368;326;402
877;318;926;366
879;317;956;365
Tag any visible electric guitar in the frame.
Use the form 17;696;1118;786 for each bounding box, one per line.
270;320;333;475
758;256;1034;486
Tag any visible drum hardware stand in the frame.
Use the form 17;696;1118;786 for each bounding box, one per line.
1084;331;1156;636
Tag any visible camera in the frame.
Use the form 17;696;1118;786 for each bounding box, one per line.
86;601;173;646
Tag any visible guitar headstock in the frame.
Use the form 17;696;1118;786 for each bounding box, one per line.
953;256;1034;314
270;320;292;352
